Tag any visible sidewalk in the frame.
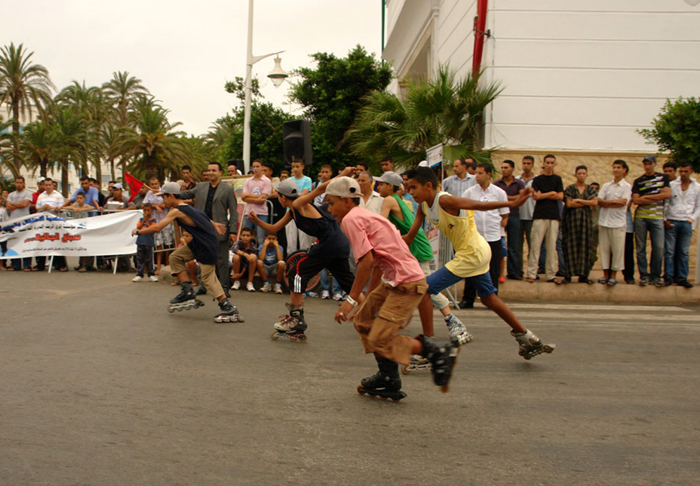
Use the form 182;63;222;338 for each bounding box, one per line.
492;269;700;305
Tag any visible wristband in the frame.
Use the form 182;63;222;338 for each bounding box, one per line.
346;295;359;307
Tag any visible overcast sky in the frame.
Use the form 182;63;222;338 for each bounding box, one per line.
1;0;384;136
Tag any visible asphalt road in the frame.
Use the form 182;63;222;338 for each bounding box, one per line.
1;271;699;486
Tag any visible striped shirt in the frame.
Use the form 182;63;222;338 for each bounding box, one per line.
442;174;475;196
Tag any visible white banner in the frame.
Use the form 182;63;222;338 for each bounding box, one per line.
0;211;141;259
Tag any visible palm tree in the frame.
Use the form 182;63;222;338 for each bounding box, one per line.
0;42;54;177
112;97;191;181
21;119;58;179
52;106;95;196
102;71;149;180
56;81;108;181
348;66;502;168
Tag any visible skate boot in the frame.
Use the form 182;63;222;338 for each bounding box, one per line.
511;330;556;360
418;335;458;393
271;304;308;342
214;298;244;323
401;354;432;375
445;314;473;346
167;282;204;313
357;356;407;402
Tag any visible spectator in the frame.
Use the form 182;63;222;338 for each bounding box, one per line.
89;178;107;209
526;154;564;284
284;159;315;253
257;233;285;294
622;200;636;284
132;202;158;282
144;177;174;275
131;184;150;209
36;178;68;272
354;161;369;178
461;164;509;307
227;160;242;177
313;164;333;210
380;156;395;173
62;193;95;217
589;181;601;266
495;159;526;280
663;162;699;288
357;171;383;213
279;170;290;181
0;192;7;270
231;227;258;292
241;159;272;244
69;176;102;209
30;177;47;271
181;165;198;191
443;158;476;196
597;160;632;286
179;161;239;297
104;183;135;210
633;155;671;287
517;155;537;279
5;176;33;271
562;165;598;284
663;161;677;182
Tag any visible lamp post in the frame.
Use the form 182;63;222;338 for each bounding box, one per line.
243;0;288;174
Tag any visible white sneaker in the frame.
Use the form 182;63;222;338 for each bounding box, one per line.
261;282;272;293
274;283;283;294
332;293;343;301
148;275;158;282
321;290;330;299
232;280;241;290
246;282;256;292
132;275;143;282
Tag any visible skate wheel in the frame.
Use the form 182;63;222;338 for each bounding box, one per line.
177;307;183;312
271;331;280;341
356;385;366;396
543;344;555;353
167;307;174;313
401;365;411;375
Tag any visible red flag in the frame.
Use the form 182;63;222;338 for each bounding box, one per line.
124;172;144;203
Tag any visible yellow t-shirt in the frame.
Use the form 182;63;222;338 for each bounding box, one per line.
421;191;490;278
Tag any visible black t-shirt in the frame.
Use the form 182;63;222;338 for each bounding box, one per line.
177;204;218;265
292;205;350;259
532;174;564;220
632;172;669;219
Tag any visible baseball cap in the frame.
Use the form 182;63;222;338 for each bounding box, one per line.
418;160;429;167
375;171;403;187
326;177;361;198
642;155;657;164
112;183;124;190
156;181;182;196
277;178;301;198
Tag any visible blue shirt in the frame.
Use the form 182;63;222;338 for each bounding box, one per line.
70;186;100;206
292;176;313;194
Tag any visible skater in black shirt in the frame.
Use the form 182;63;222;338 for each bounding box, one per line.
133;182;243;323
247;168;357;342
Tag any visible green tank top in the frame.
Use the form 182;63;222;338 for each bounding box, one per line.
388;194;433;262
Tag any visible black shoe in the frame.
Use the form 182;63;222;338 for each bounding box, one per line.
664;277;673;287
196;286;207;295
652;278;664;288
625;278;635;285
678;279;694;289
639;277;650;287
507;275;523;281
458;300;474;309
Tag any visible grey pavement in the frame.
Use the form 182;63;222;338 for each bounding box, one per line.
1;271;699;486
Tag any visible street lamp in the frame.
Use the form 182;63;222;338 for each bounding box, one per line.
242;0;288;174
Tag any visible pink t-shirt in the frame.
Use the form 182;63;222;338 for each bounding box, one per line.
243;175;272;215
342;206;424;286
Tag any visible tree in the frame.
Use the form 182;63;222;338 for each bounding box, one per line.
288;45;393;172
112;97;191;181
52;106;95;196
221;77;293;175
639;97;700;171
0;42;54;177
348;67;502;169
21;119;58;179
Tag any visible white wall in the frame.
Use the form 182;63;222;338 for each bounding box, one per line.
482;0;700;151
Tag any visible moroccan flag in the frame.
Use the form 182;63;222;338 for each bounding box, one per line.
124;172;144;203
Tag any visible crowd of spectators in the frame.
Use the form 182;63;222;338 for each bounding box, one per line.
2;154;698;300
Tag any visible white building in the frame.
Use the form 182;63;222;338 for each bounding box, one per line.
382;0;700;156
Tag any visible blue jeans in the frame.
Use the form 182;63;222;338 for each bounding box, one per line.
319;268;342;295
664;220;692;281
505;214;521;278
12;257;32;270
634;218;665;279
243;214;269;246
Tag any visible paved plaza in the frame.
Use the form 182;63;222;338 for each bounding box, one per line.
1;271;699;485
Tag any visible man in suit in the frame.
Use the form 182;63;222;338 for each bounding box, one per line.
180;161;239;295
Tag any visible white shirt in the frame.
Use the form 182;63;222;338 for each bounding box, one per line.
360;191;384;214
443;173;475;196
664;179;700;223
598;179;632;228
517;175;536;220
462;183;509;242
36;190;66;212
